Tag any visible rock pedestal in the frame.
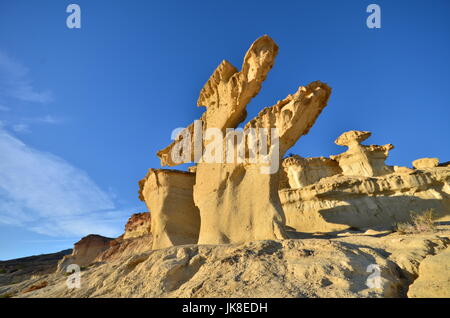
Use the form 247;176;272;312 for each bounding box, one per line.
139;169;200;249
330;130;394;177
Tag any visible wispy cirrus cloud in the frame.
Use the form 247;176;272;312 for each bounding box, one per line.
12;123;31;133
27;115;62;124
23;114;63;125
0;51;52;104
0;51;58;134
0;51;137;239
10;115;64;133
0;129;133;238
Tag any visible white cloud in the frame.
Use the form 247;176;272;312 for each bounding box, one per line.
0;129;134;238
9;115;63;133
0;52;59;134
0;53;139;240
24;114;63;125
0;51;52;104
12;123;30;133
33;115;62;124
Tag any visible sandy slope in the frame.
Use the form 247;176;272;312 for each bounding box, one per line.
1;225;448;298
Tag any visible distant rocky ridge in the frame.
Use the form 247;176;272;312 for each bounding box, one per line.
0;212;152;295
56;212;152;272
56;234;114;272
0;249;72;286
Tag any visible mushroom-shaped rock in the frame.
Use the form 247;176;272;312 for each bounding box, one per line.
330;130;394;177
335;130;371;146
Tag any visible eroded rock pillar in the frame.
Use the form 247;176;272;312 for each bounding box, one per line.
194;82;332;244
139;169;200;249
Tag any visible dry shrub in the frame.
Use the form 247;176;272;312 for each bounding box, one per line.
22;281;48;294
395;209;436;234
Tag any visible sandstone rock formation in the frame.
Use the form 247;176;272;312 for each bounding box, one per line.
2;36;449;300
95;212;153;262
57;235;113;271
139;169;200;249
140;36;449;246
407;246;450;297
280;169;450;233
282;155;341;188
412;157;439;169
95;235;153;263
157;35;278;167
279;131;450;233
194;82;331;244
123;212;151;240
330;130;394;177
147;36;332;245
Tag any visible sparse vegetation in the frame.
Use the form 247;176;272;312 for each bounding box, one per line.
395;209;436;234
0;293;13;298
21;281;48;294
0;268;6;274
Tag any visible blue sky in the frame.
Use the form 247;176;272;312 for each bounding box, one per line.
0;0;449;260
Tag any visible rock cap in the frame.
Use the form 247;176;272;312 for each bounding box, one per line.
335;130;371;146
412;158;439;169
